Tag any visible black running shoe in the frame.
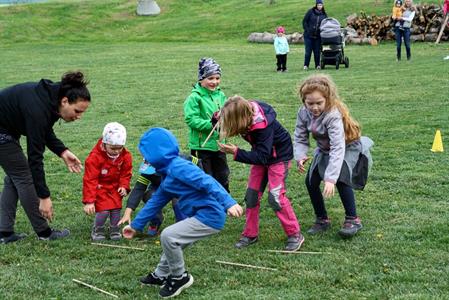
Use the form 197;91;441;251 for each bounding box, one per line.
0;233;27;244
38;229;70;241
159;272;194;298
140;272;167;286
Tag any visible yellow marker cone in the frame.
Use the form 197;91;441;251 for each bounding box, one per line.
431;129;444;152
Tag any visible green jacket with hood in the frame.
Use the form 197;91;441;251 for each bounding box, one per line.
184;83;226;151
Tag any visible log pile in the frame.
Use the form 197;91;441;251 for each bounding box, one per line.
247;4;448;44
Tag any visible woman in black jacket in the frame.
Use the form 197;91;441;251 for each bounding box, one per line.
0;71;91;243
302;0;327;70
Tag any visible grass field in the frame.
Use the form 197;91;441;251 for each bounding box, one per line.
1;0;449;299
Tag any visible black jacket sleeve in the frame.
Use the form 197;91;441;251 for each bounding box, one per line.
234;125;275;165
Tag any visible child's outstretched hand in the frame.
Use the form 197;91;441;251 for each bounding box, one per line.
118;187;128;197
118;208;133;225
322;181;335;199
122;225;136;239
83;203;95;215
227;204;243;217
296;157;310;173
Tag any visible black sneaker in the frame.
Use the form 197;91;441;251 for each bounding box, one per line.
109;226;122;241
91;226;106;241
307;217;331;235
234;236;258;249
38;228;70;241
140;272;167;286
284;233;305;252
338;217;362;238
159;272;194;298
0;233;27;244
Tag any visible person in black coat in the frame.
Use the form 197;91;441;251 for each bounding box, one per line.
302;0;327;70
0;71;91;243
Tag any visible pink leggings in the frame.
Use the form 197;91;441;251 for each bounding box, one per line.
242;161;300;238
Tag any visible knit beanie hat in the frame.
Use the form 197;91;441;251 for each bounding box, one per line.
276;26;285;33
395;0;402;5
198;57;221;81
316;0;323;4
102;122;127;146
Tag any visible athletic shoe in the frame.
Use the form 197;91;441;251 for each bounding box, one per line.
303;66;309;70
38;228;70;241
147;225;159;237
140;272;167;287
159;272;194;298
338;217;362;238
307;217;331;235
110;226;122;241
284;233;305;252
0;233;27;244
234;236;258;249
91;226;106;241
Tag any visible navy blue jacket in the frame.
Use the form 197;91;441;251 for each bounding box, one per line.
131;128;237;231
0;79;67;198
302;7;327;38
234;101;293;166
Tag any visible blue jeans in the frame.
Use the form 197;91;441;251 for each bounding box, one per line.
304;36;321;68
395;27;411;60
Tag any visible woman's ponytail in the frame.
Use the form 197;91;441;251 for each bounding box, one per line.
58;71;91;103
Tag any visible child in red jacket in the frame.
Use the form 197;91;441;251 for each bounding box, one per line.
82;122;132;241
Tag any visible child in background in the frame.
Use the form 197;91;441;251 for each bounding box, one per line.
118;154;203;236
184;57;230;192
123;127;242;299
392;0;405;30
83;122;132;241
274;26;289;72
294;74;373;238
218;95;304;251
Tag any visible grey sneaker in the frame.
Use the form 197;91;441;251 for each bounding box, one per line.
284;233;305;252
38;229;70;241
338;217;362;238
234;236;258;249
91;226;106;241
0;233;27;244
110;226;122;241
307;217;331;235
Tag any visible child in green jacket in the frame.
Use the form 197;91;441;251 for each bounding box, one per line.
183;57;230;192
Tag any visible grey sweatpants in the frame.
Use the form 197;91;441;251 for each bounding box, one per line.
0;142;49;233
154;217;219;277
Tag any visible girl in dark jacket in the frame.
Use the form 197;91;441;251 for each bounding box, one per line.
302;0;327;70
218;95;304;252
0;71;90;243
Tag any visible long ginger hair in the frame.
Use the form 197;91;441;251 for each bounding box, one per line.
298;74;361;143
219;95;254;139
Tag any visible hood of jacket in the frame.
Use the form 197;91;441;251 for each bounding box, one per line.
138;128;179;175
35;79;61;122
249;101;276;131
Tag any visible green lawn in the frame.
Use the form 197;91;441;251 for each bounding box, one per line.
1;0;449;299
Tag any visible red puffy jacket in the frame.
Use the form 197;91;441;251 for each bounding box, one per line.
82;139;133;211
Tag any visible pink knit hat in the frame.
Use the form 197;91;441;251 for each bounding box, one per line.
276;26;285;33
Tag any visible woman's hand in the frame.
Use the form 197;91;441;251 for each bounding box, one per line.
83;203;95;215
296;157;310;173
322;181;335;199
61;150;83;173
122;225;136;239
227;204;244;217
118;208;133;225
39;197;54;221
118;187;128;197
218;142;238;155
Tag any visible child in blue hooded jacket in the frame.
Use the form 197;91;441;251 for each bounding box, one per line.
123;127;242;299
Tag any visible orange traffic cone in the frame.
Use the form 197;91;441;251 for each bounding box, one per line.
431;129;444;152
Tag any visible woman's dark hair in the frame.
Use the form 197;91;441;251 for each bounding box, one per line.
58;71;91;104
315;5;326;15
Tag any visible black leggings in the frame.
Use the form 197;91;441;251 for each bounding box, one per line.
191;150;230;192
305;167;357;219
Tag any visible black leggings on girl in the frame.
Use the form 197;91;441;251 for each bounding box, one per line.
305;168;357;219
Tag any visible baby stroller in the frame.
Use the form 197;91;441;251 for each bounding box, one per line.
319;18;349;70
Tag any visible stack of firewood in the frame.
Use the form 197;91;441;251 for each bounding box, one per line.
346;4;448;42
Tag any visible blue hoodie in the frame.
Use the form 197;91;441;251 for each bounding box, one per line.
131;128;237;231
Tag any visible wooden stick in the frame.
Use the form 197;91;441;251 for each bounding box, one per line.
91;242;144;251
201;122;220;148
72;279;119;298
267;250;331;254
215;260;277;271
435;13;449;44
